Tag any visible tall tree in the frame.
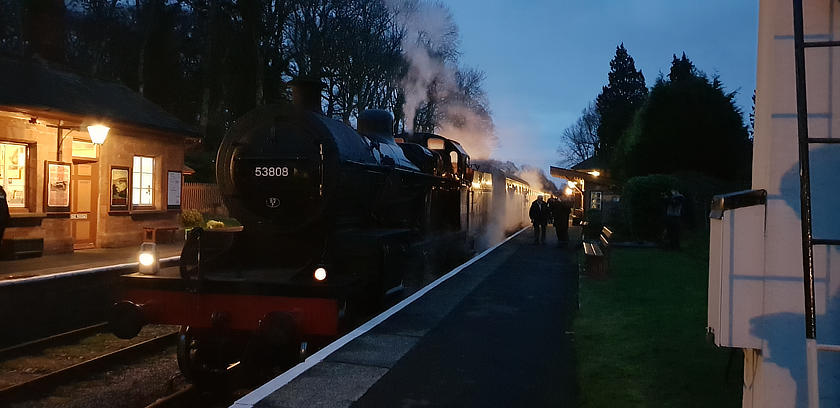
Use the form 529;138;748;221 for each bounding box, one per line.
617;53;751;181
668;52;696;82
558;102;600;166
595;43;647;165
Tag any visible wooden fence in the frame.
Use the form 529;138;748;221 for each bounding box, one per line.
182;183;228;215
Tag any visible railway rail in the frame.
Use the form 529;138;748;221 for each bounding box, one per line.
0;326;179;403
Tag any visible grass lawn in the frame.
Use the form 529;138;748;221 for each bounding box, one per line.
574;229;743;407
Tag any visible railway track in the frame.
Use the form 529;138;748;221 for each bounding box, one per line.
0;325;179;404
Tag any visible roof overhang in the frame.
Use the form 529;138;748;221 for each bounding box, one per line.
0;105;198;140
550;166;615;188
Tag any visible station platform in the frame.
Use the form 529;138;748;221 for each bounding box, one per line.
234;226;578;408
0;242;182;282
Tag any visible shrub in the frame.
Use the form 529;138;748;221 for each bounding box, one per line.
621;174;678;241
181;209;204;228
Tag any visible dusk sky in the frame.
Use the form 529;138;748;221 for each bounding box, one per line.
444;0;759;176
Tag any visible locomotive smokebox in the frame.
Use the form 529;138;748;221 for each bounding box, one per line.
289;77;324;113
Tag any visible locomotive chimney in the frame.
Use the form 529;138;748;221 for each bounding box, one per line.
289;77;324;114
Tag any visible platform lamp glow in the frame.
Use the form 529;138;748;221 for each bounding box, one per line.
87;124;110;145
138;242;159;275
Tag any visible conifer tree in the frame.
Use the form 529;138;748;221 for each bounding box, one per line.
595;43;648;165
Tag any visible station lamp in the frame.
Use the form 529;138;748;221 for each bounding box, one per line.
87;124;110;145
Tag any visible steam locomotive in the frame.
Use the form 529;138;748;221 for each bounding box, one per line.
109;80;543;380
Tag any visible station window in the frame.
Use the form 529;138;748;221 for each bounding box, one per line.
0;142;27;207
132;156;154;207
590;191;602;210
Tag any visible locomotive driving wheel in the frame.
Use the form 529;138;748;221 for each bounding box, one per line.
176;326;232;383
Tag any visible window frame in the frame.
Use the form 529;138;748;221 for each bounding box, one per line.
0;141;29;209
132;155;155;208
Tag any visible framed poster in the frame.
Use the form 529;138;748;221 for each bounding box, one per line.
44;161;71;213
167;170;182;210
110;166;130;210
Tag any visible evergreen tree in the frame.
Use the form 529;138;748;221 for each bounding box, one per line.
668;52;695;82
595;43;648;165
618;53;751;182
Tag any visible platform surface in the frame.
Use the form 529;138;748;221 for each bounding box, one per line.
0;242;182;281
247;226;578;408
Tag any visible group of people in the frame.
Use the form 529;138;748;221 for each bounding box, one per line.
529;195;572;246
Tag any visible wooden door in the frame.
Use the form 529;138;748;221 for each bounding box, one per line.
72;162;98;249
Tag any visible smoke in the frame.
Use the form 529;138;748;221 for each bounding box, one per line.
392;0;498;159
438;104;495;159
516;166;558;194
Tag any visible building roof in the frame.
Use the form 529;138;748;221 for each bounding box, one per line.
0;56;198;137
570;155;606;171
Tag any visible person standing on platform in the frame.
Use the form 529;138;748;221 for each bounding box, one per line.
0;186;9;253
529;195;549;244
664;189;685;249
551;196;572;246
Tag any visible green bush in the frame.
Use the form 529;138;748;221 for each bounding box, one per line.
180;209;204;228
621;174;678;241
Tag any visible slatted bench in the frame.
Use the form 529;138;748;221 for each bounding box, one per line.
583;226;612;278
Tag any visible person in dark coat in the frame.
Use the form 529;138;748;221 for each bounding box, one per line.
551;196;572;246
529;195;549;244
664;189;685;249
0;186;9;252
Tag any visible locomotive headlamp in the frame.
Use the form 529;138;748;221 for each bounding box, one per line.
138;242;159;275
314;267;327;281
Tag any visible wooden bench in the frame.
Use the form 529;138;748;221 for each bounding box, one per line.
143;226;179;244
583;226;612;278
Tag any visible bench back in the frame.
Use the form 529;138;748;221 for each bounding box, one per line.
600;226;612;250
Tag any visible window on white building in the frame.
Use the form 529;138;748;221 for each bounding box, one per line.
132;156;154;207
0;142;27;208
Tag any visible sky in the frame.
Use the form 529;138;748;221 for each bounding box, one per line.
442;0;759;175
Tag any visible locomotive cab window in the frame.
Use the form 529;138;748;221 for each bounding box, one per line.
132;156;155;207
450;151;458;172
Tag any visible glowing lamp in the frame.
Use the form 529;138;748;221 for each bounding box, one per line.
314;267;327;281
589;170;600;177
138;242;159;275
565;187;574;196
139;252;155;266
87;124;110;145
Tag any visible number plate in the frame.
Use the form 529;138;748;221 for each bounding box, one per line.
253;166;291;177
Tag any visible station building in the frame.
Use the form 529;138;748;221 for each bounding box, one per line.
550;156;618;223
0;56;197;258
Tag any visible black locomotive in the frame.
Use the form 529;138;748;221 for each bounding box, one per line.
109;80;478;379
